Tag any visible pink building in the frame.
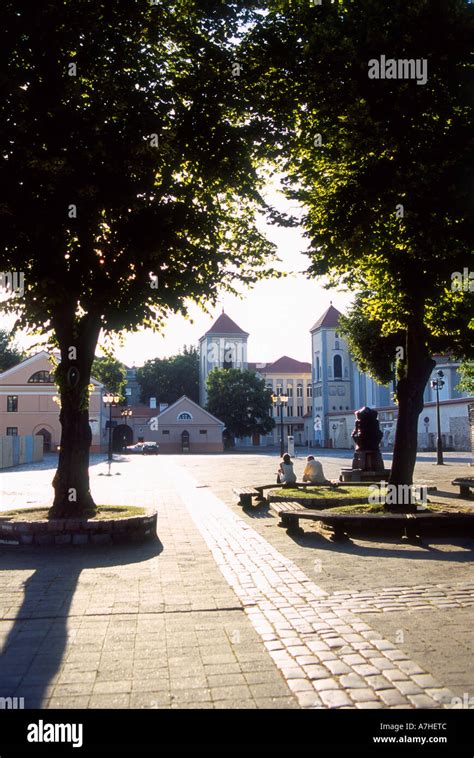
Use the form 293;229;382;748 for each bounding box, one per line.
0;351;106;452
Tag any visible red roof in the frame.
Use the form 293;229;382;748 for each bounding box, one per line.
310;304;342;331
252;356;311;374
202;312;249;338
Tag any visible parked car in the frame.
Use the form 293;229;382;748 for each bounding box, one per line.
125;443;144;454
142;442;159;455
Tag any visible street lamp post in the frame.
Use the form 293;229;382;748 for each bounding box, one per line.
272;393;289;457
121;407;133;450
103;393;121;475
430;370;445;465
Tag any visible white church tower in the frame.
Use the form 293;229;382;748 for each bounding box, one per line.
199;312;249;406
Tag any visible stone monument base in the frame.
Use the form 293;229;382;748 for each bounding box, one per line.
339;468;391;483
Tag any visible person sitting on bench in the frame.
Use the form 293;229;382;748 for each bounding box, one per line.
302;455;331;484
277;453;297;485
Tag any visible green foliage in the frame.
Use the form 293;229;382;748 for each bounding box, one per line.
0;0;278;341
137;345;199;404
206;368;275;440
245;0;474;352
92;356;127;396
338;298;402;386
456;362;474;394
0;330;24;371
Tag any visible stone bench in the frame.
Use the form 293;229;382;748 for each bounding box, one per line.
451;478;474;499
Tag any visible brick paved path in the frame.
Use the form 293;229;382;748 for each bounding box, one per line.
1;453;473;709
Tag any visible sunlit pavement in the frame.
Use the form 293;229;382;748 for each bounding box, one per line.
0;452;473;709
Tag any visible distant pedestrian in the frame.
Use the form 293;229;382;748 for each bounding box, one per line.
302;455;331;484
277;453;297;485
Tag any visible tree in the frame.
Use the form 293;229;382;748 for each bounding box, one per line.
0;330;24;372
457;362;474;395
137;345;199;405
0;0;276;517
206;368;275;443
245;0;474;508
91;356;127;398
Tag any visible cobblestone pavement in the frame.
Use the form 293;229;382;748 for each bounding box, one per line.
173;452;474;703
0;452;473;709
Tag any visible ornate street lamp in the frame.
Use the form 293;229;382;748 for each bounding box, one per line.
271;392;289;457
120;407;133;450
430;370;445;465
103;393;121;475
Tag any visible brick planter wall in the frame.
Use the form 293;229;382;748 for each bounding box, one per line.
0;511;157;546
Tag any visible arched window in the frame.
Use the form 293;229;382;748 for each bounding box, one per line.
28;371;54;383
315;356;320;381
177;411;193;421
333;355;342;379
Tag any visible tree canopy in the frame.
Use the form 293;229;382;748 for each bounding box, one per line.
0;0;276;516
137;345;199;405
245;0;474;500
206;368;275;442
91;356;127;397
0;330;24;372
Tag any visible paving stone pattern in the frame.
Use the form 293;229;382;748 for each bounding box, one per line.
170;462;461;709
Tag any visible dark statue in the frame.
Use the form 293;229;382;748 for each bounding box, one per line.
351;406;384;472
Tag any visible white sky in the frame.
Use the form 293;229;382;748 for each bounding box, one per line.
2;184;354;367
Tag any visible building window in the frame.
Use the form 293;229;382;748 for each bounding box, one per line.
7;396;18;412
28;371;54;383
177;412;192;421
125;388;132;396
308;405;312;414
296;384;303;398
334;354;342;379
287;405;293;416
297;406;303;417
6;427;18;435
199;429;207;435
162;429;170;434
287;385;293;397
306;385;313;398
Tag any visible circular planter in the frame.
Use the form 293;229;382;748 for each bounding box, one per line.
267;489;369;510
0;511;158;547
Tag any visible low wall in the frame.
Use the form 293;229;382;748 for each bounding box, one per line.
0;435;43;469
0;511;158;546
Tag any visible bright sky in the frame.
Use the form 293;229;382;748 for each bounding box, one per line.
3;184;354;368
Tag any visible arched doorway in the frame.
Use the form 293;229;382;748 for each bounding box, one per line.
36;428;52;453
181;430;190;453
112;424;133;452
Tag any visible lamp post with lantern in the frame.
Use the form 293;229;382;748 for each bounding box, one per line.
430;370;445;465
103;393;121;475
271;392;289;457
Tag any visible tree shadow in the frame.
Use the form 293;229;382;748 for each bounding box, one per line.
287;528;474;562
0;539;163;708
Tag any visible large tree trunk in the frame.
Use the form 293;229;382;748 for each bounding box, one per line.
49;310;102;519
388;312;435;512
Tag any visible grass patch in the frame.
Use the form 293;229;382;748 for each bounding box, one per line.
0;505;146;522
327;502;473;515
273;485;372;500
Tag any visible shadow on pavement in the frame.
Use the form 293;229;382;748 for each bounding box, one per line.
288;530;474;562
0;539;163;708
